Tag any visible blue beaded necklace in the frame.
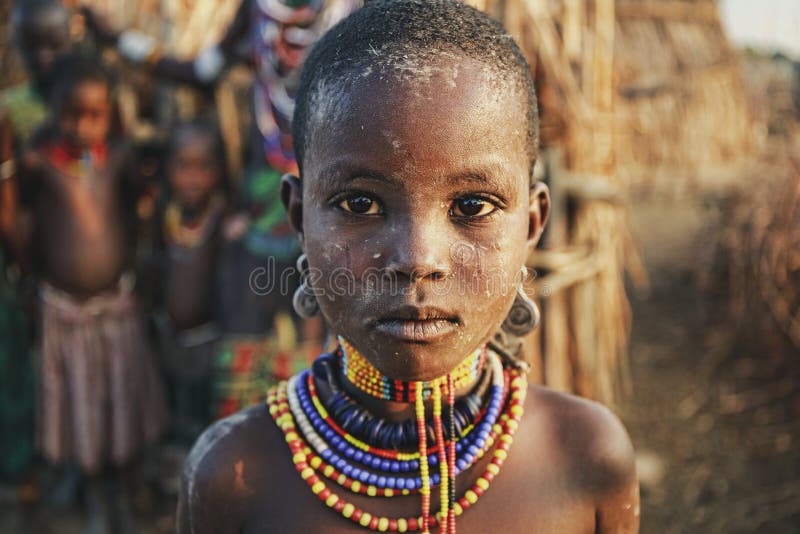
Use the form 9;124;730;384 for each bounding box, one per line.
313;352;491;450
288;351;507;490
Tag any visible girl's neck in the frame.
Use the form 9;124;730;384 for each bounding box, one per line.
180;199;212;224
55;134;107;157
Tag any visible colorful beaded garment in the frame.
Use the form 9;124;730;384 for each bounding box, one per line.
267;340;527;532
253;0;359;174
214;312;320;419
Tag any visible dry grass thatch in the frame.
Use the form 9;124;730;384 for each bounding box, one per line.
614;0;754;195
474;0;756;406
519;0;754;196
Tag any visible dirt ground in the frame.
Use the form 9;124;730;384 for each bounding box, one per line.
621;192;800;533
1;170;799;534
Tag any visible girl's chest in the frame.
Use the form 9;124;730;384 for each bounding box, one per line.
240;452;596;534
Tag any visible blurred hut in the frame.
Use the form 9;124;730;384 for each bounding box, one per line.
738;160;800;353
741;51;800;139
0;0;241;89
66;0;240;56
469;0;753;405
613;0;754;194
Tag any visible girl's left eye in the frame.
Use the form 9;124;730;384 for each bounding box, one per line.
338;194;382;215
450;197;496;218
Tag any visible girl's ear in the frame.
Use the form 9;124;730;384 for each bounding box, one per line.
281;173;303;244
527;181;550;248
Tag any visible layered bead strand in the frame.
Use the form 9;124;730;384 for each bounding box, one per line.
294;354;508;490
266;344;528;532
291;353;508;480
313;352;492;451
446;374;457;534
432;383;449;533
415;383;431;534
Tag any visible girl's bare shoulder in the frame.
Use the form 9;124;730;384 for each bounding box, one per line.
522;384;637;494
177;403;287;534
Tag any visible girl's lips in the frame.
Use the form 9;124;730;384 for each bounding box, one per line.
372;318;459;343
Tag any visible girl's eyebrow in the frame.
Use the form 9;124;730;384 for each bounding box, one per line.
445;159;518;188
317;159;397;187
316;156;520;189
445;171;497;186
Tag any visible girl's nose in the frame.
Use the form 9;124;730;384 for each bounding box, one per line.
384;218;451;282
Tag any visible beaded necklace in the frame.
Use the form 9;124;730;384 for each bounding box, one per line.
267;344;527;532
312;353;495;453
339;337;486;402
299;356;506;481
164;195;224;248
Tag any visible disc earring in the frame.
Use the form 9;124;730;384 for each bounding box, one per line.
501;286;540;337
292;253;320;319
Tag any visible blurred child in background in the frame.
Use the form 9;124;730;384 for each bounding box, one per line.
211;167;324;420
153;120;228;443
83;0;358;417
0;0;73;493
21;54;166;533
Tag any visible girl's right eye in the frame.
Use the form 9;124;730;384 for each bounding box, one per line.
337;194;382;215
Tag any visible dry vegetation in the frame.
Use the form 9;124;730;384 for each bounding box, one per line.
621;48;800;534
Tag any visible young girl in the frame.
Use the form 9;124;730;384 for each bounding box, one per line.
85;0;358;407
22;54;166;531
178;2;639;533
154;120;227;441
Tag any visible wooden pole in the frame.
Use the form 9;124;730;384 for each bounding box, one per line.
563;0;584;64
543;150;574;394
616;1;718;23
593;0;615;176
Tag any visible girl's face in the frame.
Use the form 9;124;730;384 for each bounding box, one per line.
286;57;548;381
168;131;221;210
58;81;112;149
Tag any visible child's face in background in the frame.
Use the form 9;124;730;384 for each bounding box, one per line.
15;5;71;89
168;131;220;210
292;57;547;381
58;81;112;149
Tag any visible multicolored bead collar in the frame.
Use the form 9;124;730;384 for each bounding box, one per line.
267;347;527;533
338;336;486;403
